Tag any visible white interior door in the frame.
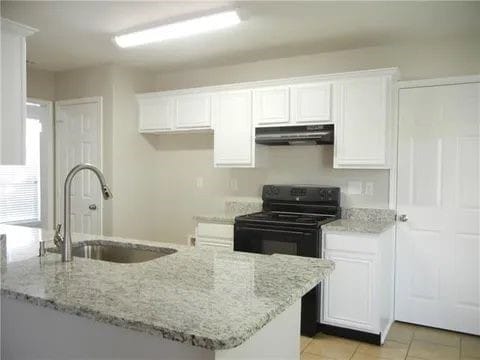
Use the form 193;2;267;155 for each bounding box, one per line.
395;82;480;335
55;97;102;235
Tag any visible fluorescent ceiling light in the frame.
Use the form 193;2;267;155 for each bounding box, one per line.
114;10;241;48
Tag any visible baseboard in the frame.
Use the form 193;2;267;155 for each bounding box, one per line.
317;323;381;345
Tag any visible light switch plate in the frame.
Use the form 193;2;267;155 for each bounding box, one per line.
347;181;363;195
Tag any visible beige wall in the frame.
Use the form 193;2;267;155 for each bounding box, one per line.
27;68;55;100
156;37;480;89
149;36;480;244
110;66;158;240
25;36;479;244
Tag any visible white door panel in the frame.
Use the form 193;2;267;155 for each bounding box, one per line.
55;98;102;235
396;82;480;335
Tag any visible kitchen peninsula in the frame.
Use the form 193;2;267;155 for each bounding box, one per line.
1;225;333;360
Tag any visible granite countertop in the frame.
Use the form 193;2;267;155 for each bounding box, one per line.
322;218;394;234
0;225;333;350
193;213;237;225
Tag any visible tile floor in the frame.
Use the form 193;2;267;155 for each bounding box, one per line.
300;322;480;360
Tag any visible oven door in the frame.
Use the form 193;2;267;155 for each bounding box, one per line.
233;223;319;258
234;222;320;336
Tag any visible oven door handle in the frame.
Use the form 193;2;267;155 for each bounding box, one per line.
236;226;309;236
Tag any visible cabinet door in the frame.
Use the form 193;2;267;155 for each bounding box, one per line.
322;249;377;332
137;96;174;132
291;83;331;124
1;23;29;164
334;76;391;168
213;90;254;167
175;93;211;130
253;86;290;126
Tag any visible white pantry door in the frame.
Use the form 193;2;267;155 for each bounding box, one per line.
55;98;103;234
395;82;480;335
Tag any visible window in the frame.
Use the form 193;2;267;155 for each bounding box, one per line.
0;118;42;224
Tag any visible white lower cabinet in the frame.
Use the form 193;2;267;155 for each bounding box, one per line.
195;223;233;250
321;227;395;343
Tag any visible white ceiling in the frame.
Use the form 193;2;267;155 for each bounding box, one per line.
2;1;479;73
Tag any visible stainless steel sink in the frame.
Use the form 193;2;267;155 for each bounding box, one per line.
48;241;177;264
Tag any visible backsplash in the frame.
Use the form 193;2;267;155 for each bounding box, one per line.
225;197;262;216
341;208;396;223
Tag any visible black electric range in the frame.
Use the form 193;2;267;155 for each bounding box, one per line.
234;185;341;336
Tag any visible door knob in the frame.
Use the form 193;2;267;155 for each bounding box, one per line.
88;204;97;210
398;214;408;222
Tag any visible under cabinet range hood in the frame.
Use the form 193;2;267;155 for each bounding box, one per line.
255;124;334;145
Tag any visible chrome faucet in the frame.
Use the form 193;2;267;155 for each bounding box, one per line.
54;164;112;262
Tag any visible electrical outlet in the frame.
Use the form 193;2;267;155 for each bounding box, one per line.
196;177;204;188
230;178;238;191
365;182;374;196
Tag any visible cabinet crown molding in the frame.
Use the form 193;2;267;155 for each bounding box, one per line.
138;67;400;98
1;18;37;36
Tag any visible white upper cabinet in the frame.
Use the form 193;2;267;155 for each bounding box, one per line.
333;75;392;169
213;90;254;167
137;95;174;132
253;86;290;126
290;83;332;124
136;68;397;169
175;93;211;130
1;19;36;165
137;93;212;133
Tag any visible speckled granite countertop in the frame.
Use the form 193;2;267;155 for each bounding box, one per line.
322;208;396;234
322;219;394;234
0;225;333;350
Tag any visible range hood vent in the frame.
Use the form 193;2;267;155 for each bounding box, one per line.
255;125;334;146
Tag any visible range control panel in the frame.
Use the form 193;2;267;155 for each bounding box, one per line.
262;185;340;204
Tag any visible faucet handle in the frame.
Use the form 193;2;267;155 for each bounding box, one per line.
53;224;64;249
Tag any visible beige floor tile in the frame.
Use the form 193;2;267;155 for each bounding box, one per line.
461;334;480;358
461;357;480;360
301;352;336;360
408;340;460;360
304;335;359;360
351;353;392;360
356;340;409;360
301;336;313;352
387;322;416;344
414;327;461;347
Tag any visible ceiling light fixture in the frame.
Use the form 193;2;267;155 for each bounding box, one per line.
114;10;241;48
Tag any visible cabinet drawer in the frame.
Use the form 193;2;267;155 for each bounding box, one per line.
197;223;233;239
197;236;233;250
324;232;378;254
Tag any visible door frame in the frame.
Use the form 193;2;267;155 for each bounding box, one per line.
54;96;104;233
26;98;54;230
392;74;480;324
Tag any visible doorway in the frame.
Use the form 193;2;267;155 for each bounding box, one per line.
55;97;103;235
395;79;479;335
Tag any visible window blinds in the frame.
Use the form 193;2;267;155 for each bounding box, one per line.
0;118;41;224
